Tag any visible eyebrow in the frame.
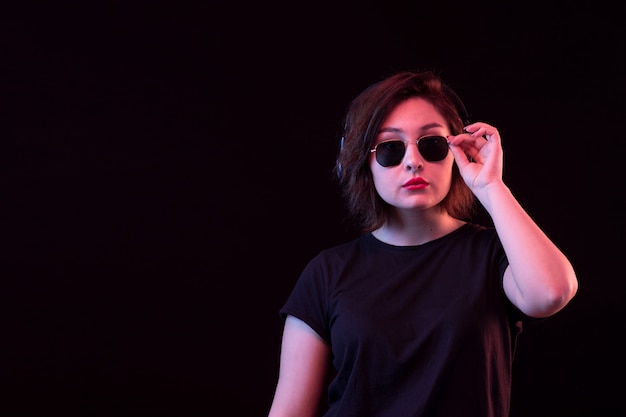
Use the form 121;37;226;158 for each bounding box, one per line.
378;122;444;135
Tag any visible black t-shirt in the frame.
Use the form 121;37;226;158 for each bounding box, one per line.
280;223;531;417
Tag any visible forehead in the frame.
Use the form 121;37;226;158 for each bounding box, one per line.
379;97;447;135
382;97;444;126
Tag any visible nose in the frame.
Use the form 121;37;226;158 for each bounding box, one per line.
403;141;424;171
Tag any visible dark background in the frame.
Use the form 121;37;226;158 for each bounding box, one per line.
3;1;625;416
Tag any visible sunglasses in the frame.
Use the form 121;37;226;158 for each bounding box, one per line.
370;136;449;167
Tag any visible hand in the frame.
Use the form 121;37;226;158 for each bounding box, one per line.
447;122;504;194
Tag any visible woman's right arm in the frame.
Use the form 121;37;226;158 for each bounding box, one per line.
268;315;331;417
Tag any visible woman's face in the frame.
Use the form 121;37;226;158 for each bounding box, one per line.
370;97;455;213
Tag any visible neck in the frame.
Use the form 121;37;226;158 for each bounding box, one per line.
371;210;466;246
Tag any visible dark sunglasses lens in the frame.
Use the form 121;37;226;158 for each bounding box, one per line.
418;136;449;161
376;141;406;167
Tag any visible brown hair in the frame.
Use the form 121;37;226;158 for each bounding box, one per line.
334;70;476;233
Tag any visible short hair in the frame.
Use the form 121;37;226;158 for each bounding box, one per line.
334;70;476;233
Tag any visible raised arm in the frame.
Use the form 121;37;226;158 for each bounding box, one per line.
448;123;578;318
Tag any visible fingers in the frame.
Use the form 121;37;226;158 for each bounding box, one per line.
447;122;502;165
463;122;501;145
447;132;485;160
447;141;471;168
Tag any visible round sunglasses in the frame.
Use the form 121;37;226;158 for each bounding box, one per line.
370;136;449;167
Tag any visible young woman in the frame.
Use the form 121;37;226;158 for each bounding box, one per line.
268;70;578;417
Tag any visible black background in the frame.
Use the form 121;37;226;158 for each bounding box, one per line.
3;2;625;416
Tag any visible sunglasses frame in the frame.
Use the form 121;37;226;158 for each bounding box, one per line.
370;135;449;167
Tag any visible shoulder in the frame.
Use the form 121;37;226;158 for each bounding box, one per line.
440;223;506;265
456;222;500;244
297;234;377;281
313;234;372;259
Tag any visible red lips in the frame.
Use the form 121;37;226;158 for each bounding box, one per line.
403;177;429;187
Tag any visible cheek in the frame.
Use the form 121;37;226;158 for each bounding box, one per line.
439;159;455;189
370;161;391;193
